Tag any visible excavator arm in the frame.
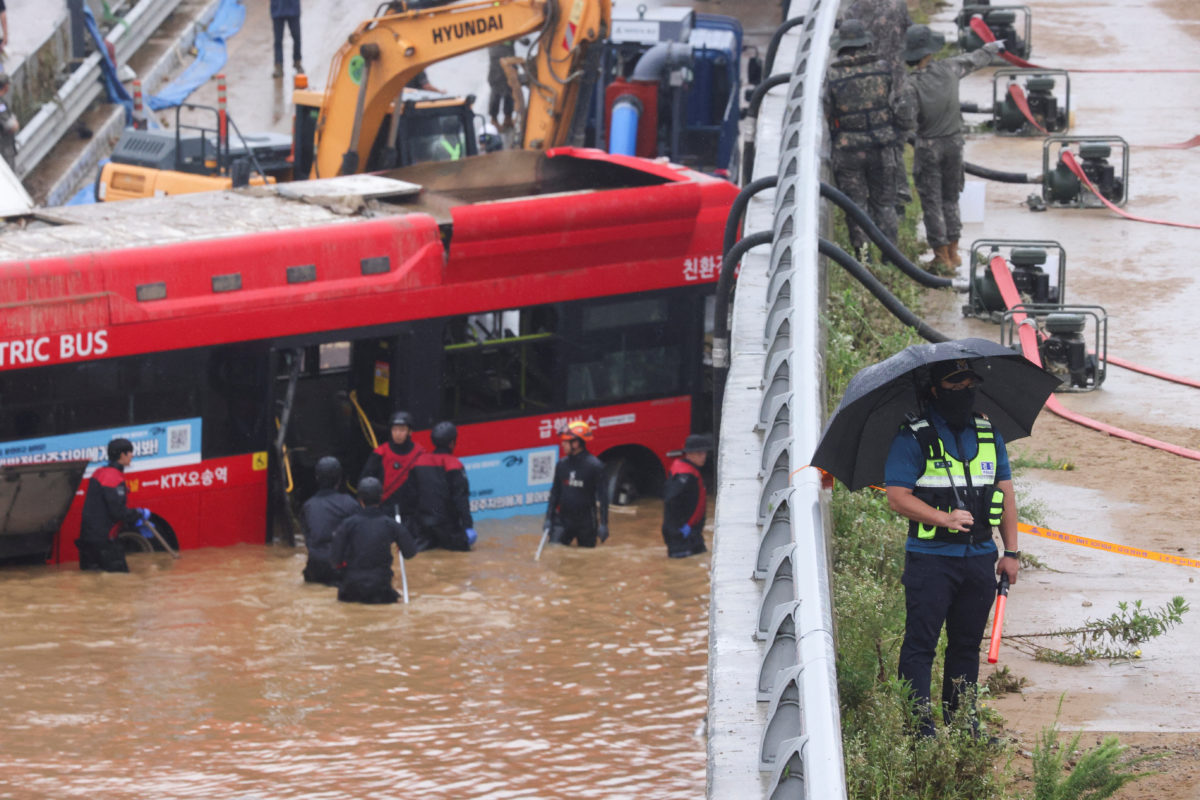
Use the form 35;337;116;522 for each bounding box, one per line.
314;0;610;178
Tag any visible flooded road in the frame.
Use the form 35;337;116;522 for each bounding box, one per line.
0;502;711;799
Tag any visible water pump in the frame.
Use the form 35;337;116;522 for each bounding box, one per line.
1001;304;1107;391
992;69;1069;135
957;3;1032;59
964;239;1066;321
1042;136;1128;208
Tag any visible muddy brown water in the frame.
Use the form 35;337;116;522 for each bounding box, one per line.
0;501;710;799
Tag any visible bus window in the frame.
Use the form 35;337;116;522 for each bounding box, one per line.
318;342;352;372
441;305;558;422
566;293;685;407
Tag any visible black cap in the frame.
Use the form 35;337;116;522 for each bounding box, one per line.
682;433;714;453
903;24;945;63
833;19;872;52
930;358;982;385
389;410;414;428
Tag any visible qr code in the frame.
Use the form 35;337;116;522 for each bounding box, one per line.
166;424;191;454
528;450;556;485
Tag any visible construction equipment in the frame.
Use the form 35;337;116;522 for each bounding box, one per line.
1001;304;1107;391
1043;135;1128;208
956;3;1031;60
589;5;748;175
964;239;1066;321
98;0;611;199
313;0;610;178
992;68;1069;135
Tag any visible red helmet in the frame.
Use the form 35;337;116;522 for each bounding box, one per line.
560;420;594;442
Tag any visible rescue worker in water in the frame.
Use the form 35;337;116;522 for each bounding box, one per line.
411;421;477;551
330;476;419;604
359;411;427;547
76;438;153;572
661;434;712;558
543;420;609;548
299;456;359;585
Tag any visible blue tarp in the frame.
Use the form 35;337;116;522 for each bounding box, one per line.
148;0;246;110
84;7;134;124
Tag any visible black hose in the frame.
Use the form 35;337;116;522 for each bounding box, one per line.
741;73;791;184
723;175;778;258
818;238;947;343
964;160;1041;184
712;230;776;453
764;16;807;76
818;182;954;289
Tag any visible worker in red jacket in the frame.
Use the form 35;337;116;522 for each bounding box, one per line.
661;434;712;558
412;421;476;552
76;438;150;572
359;410;426;531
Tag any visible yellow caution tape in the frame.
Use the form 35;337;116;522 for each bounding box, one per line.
1020;522;1200;569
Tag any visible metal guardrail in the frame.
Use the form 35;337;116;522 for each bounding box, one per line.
708;0;846;797
14;0;184;178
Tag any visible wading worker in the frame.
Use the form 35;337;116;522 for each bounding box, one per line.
412;421;476;552
77;438;150;572
360;411;425;535
661;434;712;559
330;477;418;604
299;456;359;585
898;26;1003;272
543;421;608;548
884;359;1020;738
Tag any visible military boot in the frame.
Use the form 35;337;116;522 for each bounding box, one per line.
947;240;962;268
922;245;953;276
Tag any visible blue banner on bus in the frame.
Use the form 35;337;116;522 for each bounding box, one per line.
0;418;203;477
464;445;559;520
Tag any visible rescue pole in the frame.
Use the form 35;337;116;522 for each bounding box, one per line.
987;573;1010;663
216;73;228;155
132;80;146;130
534;527;549;561
395;511;409;604
145;520;180;559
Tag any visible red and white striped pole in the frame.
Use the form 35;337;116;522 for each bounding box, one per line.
131;79;145;130
216;73;228;146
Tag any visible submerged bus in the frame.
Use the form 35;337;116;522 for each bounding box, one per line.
0;148;736;562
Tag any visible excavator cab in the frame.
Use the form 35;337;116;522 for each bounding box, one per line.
292;88;479;177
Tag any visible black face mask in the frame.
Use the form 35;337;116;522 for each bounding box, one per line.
933;385;977;429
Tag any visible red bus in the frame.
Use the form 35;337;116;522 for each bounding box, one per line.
0;149;735;562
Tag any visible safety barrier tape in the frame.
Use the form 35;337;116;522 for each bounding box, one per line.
1006;83;1047;134
990;256;1200;461
1020;522;1200;569
1061;151;1200;230
968;17;1200;74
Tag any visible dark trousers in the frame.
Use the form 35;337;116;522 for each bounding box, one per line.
302;557;341;586
488;86;514;120
422;520;471;552
898;550;995;736
661;526;706;558
549;516;596;548
831;145;900;250
913;134;966;248
337;571;398;604
272;16;301;65
76;539;129;572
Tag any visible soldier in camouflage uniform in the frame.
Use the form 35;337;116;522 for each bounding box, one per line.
898;25;1002;271
823;19;902;252
843;0;912;211
0;74;18;169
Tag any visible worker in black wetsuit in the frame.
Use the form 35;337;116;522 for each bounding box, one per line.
359;411;425;539
330;477;418;604
412;421;477;552
299;456;360;585
76;438;149;572
661;434;712;558
543;420;609;548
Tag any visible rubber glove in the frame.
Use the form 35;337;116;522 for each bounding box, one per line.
465;528;477;546
596;524;609;543
680;524;692;538
139;508;152;521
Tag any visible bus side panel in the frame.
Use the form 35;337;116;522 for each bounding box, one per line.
51;454;268;562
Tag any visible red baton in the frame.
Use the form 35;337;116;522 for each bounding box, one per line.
987;573;1010;664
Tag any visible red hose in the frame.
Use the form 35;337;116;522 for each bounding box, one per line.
1106;355;1200;389
990;256;1200;461
968;17;1200;73
1005;83;1048;134
1061;151;1200;230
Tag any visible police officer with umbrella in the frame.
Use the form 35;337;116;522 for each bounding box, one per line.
812;338;1058;738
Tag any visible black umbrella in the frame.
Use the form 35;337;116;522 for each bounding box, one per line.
811;338;1060;490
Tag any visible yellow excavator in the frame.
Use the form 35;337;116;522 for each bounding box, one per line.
97;0;611;201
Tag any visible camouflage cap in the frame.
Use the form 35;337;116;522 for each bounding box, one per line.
833;19;873;52
903;24;946;63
